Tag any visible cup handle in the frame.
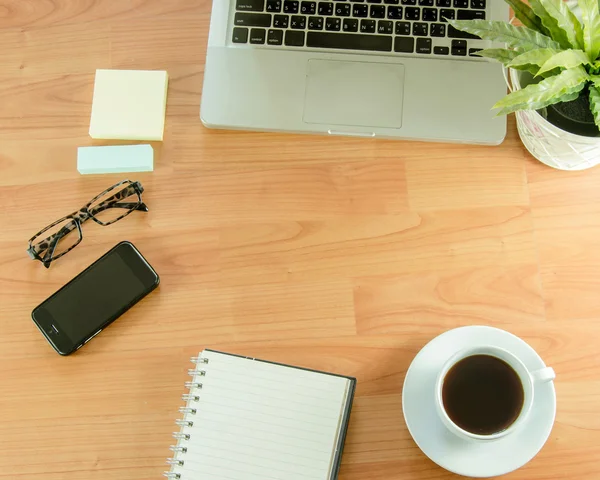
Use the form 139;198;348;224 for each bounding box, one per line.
530;366;556;384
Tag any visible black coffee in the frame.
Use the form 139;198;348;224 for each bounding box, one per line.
442;354;524;435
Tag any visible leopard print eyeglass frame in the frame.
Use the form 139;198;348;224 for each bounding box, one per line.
27;180;148;268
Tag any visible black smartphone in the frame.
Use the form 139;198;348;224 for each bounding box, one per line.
31;241;159;355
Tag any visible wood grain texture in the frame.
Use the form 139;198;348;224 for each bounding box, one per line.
1;1;599;479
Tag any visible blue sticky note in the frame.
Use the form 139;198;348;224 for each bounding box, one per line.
77;144;154;175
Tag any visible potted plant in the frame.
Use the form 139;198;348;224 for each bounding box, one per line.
450;0;600;170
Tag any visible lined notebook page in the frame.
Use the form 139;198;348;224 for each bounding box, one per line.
173;350;352;480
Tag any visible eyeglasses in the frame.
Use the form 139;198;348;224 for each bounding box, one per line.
27;180;148;268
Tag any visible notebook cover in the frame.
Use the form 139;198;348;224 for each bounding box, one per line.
204;349;357;480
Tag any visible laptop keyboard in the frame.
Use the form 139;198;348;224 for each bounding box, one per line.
232;0;486;56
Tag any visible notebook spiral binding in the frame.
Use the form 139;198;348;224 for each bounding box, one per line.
164;355;210;480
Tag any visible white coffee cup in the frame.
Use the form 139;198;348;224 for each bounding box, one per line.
435;346;555;442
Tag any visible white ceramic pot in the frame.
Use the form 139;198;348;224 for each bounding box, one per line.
509;68;600;171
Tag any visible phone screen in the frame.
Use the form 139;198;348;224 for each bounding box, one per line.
32;242;159;355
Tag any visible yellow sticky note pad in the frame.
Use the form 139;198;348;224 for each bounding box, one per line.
89;69;168;141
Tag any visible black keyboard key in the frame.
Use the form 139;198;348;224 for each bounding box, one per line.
273;14;289;27
343;18;359;31
453;0;468;6
307;31;392;51
353;4;369;16
232;27;249;43
326;17;342;30
384;0;400;3
318;1;334;15
394;36;414;52
388;6;403;18
234;12;272;27
405;7;420;19
236;0;266;12
457;9;485;20
370;5;386;17
436;0;451;5
285;30;305;45
448;24;479;39
267;28;284;44
284;0;299;13
401;0;416;4
360;19;376;32
416;37;432;53
451;38;467;55
434;45;449;54
336;2;351;15
308;16;324;29
469;47;483;56
471;0;485;8
413;22;428;35
250;28;267;44
301;1;317;13
367;0;382;3
395;21;410;34
377;20;393;33
430;23;445;36
266;0;282;11
419;0;433;5
422;7;437;21
440;8;455;21
290;15;306;28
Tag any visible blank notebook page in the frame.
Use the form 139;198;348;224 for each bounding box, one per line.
171;350;353;480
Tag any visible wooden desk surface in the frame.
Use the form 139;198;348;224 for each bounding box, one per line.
2;2;599;479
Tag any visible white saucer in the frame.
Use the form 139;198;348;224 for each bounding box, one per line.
402;326;556;478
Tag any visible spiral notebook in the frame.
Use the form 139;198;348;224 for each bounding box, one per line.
166;349;356;480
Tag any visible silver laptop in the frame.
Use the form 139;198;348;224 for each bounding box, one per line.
201;0;508;145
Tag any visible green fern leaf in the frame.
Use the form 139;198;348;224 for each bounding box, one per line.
448;20;560;50
537;49;591;76
553;90;581;104
537;0;585;50
503;0;548;35
590;86;600;130
508;48;558;68
475;48;521;65
529;0;573;49
579;0;600;61
517;64;551;77
475;48;542;75
493;66;590;115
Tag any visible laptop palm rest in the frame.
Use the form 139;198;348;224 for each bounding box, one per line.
303;59;405;130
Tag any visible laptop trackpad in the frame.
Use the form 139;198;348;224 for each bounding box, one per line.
303;59;405;129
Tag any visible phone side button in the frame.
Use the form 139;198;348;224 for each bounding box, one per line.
84;329;102;345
